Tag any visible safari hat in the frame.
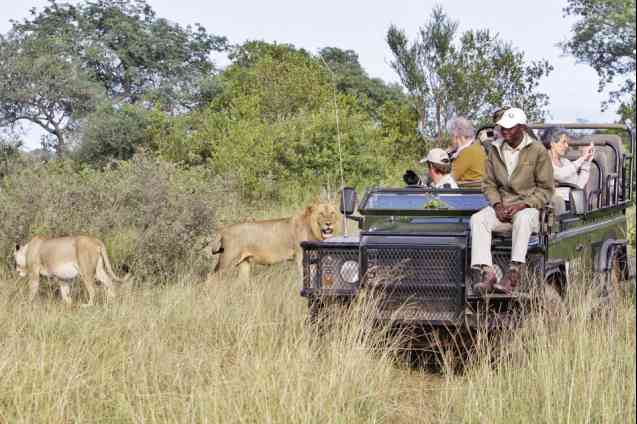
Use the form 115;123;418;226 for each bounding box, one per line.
496;107;527;129
419;148;451;166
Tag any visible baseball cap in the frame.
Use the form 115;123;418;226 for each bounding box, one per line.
496;107;527;129
419;148;451;166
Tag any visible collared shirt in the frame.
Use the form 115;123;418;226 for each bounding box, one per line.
498;136;532;178
433;174;459;189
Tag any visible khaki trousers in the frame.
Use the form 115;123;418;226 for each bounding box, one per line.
470;207;539;268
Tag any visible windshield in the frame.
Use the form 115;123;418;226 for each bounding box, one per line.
361;191;488;211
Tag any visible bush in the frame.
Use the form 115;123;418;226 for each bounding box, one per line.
73;103;152;167
0;153;232;282
145;42;416;202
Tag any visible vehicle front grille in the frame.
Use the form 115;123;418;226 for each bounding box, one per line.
303;244;359;292
363;246;465;322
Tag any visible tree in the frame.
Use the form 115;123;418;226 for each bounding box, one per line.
12;0;227;110
1;0;227;157
0;129;23;179
148;41;394;199
73;103;151;166
562;0;636;119
447;30;553;124
0;32;104;156
387;6;553;137
318;47;406;118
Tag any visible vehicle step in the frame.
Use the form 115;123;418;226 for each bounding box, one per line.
466;292;531;301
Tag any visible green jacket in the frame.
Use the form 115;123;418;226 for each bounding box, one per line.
482;134;555;210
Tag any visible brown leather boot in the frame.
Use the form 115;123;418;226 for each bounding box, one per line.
473;267;498;295
493;267;521;295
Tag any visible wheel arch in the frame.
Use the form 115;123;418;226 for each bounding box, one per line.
544;260;568;296
595;239;629;279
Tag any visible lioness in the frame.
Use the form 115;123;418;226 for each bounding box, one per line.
210;202;339;281
14;236;131;305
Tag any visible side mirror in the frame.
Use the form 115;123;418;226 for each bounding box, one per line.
340;187;357;215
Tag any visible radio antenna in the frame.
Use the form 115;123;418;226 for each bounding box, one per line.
319;54;348;236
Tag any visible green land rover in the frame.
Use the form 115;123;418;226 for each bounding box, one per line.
300;123;636;327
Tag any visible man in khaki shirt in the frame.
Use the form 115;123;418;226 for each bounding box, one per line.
471;108;554;295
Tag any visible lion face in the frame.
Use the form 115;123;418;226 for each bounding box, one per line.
14;244;28;277
309;203;339;240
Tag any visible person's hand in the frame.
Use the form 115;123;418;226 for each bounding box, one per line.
504;203;527;219
494;203;509;222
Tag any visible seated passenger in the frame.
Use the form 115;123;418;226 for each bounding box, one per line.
447;117;486;185
419;148;459;189
541;127;593;206
471;108;554;295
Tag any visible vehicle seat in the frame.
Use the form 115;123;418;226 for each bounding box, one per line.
564;151;603;209
566;134;623;207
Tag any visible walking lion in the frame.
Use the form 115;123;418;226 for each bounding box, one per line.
209;202;339;281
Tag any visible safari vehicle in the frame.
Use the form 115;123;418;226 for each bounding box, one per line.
300;123;635;328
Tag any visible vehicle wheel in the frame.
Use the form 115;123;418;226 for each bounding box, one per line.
604;249;626;301
540;276;565;316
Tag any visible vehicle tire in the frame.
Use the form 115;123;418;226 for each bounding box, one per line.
604;248;626;301
540;275;565;316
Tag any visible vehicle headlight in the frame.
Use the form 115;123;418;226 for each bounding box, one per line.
339;260;359;284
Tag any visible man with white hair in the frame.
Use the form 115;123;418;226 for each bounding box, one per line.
447;117;486;186
471;108;554;295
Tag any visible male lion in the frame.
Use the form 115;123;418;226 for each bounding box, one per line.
14;235;131;305
210;202;339;281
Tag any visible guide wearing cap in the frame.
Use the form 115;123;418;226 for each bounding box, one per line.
470;107;554;295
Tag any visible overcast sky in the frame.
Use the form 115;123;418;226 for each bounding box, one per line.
2;0;619;149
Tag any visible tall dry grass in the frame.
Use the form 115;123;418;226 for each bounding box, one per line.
438;280;636;423
0;265;438;423
0;264;634;423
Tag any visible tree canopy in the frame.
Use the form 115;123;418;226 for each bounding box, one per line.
562;0;636;119
0;0;227;156
387;6;553;137
0;31;104;156
318;47;406;118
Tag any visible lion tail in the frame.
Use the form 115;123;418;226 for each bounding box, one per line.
99;245;132;286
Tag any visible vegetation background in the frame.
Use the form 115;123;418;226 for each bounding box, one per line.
0;0;635;422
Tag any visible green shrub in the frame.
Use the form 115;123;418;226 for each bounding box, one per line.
0;153;231;282
145;42;417;202
73;103;152;166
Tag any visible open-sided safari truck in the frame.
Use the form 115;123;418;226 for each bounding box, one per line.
300;123;635;328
